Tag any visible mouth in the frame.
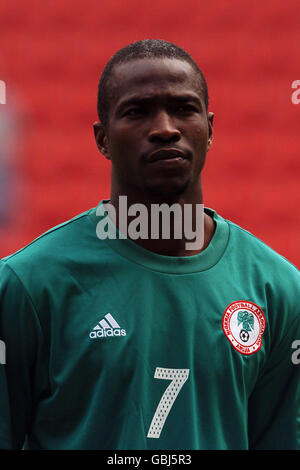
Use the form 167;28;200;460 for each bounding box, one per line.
147;148;189;163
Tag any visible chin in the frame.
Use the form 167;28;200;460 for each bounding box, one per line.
144;181;189;202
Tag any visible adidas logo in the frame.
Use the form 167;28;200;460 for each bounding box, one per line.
89;313;126;339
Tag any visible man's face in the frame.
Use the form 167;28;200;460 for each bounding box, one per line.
96;58;213;200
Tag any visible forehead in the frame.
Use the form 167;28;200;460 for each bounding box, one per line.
109;58;204;108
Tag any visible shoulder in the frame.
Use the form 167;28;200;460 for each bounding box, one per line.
0;207;100;285
209;207;299;300
217;213;300;319
222;214;299;277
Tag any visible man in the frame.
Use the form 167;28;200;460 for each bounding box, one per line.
0;39;299;450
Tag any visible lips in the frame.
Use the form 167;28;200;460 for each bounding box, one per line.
147;148;188;163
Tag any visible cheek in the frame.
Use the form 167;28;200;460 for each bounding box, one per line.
107;128;130;158
110;121;141;147
189;124;208;152
189;124;209;172
107;127;139;172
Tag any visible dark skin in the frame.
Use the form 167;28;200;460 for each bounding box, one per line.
94;58;215;256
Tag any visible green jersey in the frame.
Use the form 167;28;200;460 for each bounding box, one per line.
0;201;299;449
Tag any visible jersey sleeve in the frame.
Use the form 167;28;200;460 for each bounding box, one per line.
0;260;49;449
248;292;300;449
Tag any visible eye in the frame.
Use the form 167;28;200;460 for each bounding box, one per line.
124;107;144;117
177;104;198;113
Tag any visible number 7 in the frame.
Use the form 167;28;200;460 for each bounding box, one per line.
147;367;190;439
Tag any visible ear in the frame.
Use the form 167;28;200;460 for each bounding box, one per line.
207;112;214;152
93;122;110;160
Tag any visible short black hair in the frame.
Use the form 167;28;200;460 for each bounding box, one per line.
97;39;209;129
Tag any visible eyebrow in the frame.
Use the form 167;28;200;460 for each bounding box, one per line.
117;94;202;112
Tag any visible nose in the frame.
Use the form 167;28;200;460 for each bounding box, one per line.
148;111;181;143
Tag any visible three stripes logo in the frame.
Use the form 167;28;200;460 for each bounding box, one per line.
89;313;126;339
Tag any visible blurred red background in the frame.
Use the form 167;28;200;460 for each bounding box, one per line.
0;0;299;266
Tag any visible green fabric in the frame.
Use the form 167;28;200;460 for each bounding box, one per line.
0;201;299;449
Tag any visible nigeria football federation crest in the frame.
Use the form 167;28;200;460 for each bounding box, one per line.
222;301;266;355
